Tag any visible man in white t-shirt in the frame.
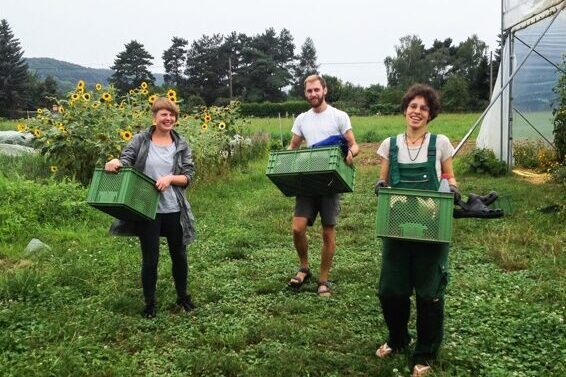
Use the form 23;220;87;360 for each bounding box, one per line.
287;74;359;297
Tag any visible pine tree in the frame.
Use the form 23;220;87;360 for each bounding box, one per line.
0;19;29;114
162;37;188;90
185;34;229;105
110;40;155;95
291;37;319;97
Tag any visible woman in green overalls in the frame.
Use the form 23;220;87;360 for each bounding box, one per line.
374;84;460;377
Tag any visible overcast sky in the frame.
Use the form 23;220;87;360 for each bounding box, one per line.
2;0;501;87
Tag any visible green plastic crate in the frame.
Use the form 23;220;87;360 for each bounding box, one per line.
265;146;355;196
376;187;454;244
86;167;159;221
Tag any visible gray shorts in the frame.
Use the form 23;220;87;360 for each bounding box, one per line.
294;194;341;226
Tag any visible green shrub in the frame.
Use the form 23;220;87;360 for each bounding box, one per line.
0;174;96;243
554;109;566;163
369;103;399;115
513;140;558;171
240;101;309;117
460;148;508;176
553;56;566;163
550;164;566;184
0;153;52;181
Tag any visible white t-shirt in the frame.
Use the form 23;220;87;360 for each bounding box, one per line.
291;105;351;146
377;133;454;180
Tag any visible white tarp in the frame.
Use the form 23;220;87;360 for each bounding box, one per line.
477;36;512;162
504;0;564;31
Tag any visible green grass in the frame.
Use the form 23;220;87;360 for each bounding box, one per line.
246;113;481;145
1;146;564;376
0;119;17;131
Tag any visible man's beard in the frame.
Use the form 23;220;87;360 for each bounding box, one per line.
309;95;324;108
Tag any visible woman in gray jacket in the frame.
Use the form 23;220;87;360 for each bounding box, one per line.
105;97;196;318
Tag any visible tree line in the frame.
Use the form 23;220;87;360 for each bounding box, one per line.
0;18;499;117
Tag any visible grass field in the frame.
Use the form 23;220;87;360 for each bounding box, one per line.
0;120;17;131
0;136;564;376
246;113;482;146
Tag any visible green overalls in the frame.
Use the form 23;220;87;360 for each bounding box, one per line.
378;134;449;366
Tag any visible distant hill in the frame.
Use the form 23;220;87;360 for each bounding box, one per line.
26;57;164;94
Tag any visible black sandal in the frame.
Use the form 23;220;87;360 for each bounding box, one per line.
288;267;312;289
317;280;332;297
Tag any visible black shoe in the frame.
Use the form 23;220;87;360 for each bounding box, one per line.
143;302;156;319
176;295;196;312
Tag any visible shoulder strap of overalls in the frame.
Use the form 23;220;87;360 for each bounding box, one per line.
388;136;400;185
427;134;437;163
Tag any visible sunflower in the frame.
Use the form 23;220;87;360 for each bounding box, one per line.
33;128;42;137
77;80;85;89
50;165;58;173
92;102;100;109
16;123;27;132
140;82;148;89
120;130;133;141
37;108;43;114
218;121;226;130
71;93;80;101
167;89;177;98
148;95;157;104
95;83;102;91
102;92;112;102
201;123;208;130
204;113;212;122
82;93;91;101
58;106;65;113
129;89;135;95
57;124;67;133
140;89;149;95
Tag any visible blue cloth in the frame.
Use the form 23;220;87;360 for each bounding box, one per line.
310;135;349;156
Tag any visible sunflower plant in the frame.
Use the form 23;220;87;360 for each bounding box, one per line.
21;81;254;184
24;81;156;184
176;101;252;176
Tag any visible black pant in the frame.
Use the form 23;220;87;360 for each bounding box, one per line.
137;212;187;304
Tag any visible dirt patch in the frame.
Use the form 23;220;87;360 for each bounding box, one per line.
357;143;381;166
512;169;551;184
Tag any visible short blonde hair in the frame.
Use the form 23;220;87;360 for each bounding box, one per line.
151;97;180;119
304;74;326;89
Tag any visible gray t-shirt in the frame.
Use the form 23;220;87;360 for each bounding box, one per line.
144;142;180;213
377;133;454;180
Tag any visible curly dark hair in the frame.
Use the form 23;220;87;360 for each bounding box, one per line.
401;84;441;121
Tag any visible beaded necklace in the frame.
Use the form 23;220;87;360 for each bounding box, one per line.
404;132;427;161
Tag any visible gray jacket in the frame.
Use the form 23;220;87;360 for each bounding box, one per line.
109;127;196;245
